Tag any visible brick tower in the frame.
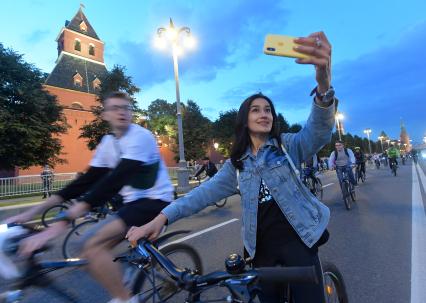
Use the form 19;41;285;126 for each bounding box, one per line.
20;7;107;175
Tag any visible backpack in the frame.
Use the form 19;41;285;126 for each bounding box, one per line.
334;148;350;161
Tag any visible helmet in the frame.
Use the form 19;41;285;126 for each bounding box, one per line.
0;224;29;280
355;147;360;150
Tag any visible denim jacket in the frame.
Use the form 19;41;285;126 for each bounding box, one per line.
162;101;336;257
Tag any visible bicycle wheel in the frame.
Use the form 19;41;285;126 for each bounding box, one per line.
361;171;366;183
315;178;323;200
214;198;227;208
62;219;99;259
349;183;356;202
322;262;349;303
342;182;351;210
132;243;203;302
41;204;69;227
393;166;397;176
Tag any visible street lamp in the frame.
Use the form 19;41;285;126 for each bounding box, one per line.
155;18;196;193
386;139;391;149
335;112;344;141
378;136;384;152
363;128;372;155
214;142;219;150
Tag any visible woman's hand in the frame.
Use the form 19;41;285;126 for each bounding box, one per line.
126;213;168;244
294;31;332;93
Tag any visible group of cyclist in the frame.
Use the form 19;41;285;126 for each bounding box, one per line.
2;32;342;303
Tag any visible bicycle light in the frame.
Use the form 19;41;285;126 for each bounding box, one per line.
225;253;246;275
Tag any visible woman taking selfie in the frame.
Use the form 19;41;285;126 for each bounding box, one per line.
127;31;335;302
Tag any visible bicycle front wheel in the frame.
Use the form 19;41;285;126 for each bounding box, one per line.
315;178;323;200
62;219;99;259
322;262;349;303
343;182;351;210
132;243;203;302
214;198;227;208
42;204;70;228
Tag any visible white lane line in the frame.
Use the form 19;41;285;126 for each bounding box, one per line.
160;218;239;249
0;201;43;211
322;183;334;188
411;164;426;303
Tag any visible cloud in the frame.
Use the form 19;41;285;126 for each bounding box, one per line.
110;0;290;88
223;21;426;139
25;30;50;44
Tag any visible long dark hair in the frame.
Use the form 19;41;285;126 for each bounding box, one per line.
230;93;281;169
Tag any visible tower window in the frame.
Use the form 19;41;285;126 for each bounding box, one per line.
74;39;81;52
73;72;83;87
92;78;101;90
89;44;95;56
80;21;87;32
71;102;84;110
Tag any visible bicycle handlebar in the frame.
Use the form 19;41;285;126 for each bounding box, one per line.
136;238;319;292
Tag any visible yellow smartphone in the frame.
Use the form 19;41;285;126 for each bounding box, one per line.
263;34;310;59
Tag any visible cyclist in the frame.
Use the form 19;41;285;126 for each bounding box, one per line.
387;144;400;170
193;156;218;180
4;91;174;303
372;153;381;168
302;154;320;194
328;141;357;187
353;147;366;179
127;31;335;303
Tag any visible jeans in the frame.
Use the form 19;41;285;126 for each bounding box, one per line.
336;165;356;187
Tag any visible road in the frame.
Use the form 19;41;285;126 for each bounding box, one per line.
1;159;425;302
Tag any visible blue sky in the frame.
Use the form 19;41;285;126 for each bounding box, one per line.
1;0;425;142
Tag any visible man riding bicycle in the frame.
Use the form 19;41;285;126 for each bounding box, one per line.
4;91;174;303
387;144;400;170
354;147;366;178
328;140;357;187
302;154;320;194
193;156;218;180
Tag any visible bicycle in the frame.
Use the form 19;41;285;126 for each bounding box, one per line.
355;163;365;183
374;159;380;169
41;200;75;228
389;159;398;177
336;166;356;210
194;176;228;208
0;224;203;303
301;168;324;200
113;237;348;302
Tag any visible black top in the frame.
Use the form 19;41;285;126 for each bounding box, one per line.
194;162;218;178
256;180;300;246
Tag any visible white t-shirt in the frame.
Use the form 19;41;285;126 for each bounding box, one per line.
90;124;174;203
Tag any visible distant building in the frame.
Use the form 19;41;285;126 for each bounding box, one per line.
400;120;411;152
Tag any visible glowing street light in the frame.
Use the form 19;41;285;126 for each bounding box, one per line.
155;18;196;193
363;128;372;155
214;142;219;150
378;136;384;152
335;112;344;141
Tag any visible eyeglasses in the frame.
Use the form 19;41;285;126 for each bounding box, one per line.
104;105;133;112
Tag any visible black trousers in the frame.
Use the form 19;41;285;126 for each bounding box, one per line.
249;237;326;303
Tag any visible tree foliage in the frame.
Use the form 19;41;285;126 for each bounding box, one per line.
0;44;67;169
212;110;238;157
79;65;140;150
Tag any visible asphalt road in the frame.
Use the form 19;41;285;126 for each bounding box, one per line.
2;158;425;303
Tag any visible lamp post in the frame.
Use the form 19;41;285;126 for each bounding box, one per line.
335;112;344;141
378;136;384;152
155;18;196;193
363;128;372;155
386;139;391;149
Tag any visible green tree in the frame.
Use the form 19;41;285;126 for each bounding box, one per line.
146;99;177;138
288;123;302;133
177;100;212;162
79;65;140;150
277;113;290;133
212;109;238;157
0;44;67;169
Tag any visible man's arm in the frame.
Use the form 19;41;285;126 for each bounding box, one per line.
193;165;205;178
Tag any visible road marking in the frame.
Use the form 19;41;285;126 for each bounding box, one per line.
410;164;426;303
322;183;334;188
160;218;239;249
0;201;43;211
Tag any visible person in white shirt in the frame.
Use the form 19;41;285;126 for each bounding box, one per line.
5;91;173;303
328;140;357;187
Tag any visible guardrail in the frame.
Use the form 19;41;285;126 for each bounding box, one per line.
0;173;77;198
1;164;224;198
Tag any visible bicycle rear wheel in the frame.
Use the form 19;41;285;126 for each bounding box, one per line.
62;219;99;259
322;262;349;303
132;243;203;302
214;198;227;208
315;178;323;200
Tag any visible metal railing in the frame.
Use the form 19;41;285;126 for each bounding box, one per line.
1;164;225;198
0;173;77;198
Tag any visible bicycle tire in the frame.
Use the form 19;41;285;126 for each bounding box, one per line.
322;262;349;303
343;182;351;210
350;183;356;202
361;171;366;183
62;219;99;259
214;198;227;208
393;166;397;176
132;243;203;301
41;204;71;228
315;178;324;200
